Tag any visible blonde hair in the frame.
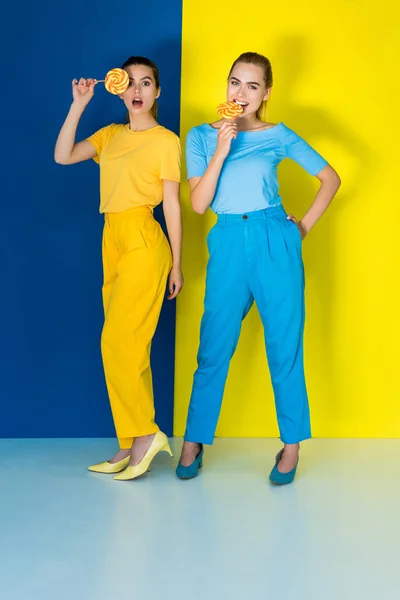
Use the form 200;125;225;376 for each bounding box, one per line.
228;52;273;119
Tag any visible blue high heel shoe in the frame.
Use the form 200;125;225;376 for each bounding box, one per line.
269;448;299;485
176;444;204;480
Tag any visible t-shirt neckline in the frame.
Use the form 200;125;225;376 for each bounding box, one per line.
204;122;283;135
124;124;163;134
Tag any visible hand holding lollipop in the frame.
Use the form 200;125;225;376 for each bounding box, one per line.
72;78;97;109
71;69;130;109
213;102;243;159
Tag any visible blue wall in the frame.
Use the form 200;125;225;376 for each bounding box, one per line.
0;1;182;438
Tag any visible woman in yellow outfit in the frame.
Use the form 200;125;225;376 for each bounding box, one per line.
54;56;183;480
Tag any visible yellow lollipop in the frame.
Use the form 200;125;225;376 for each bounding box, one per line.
104;68;129;95
217;101;243;120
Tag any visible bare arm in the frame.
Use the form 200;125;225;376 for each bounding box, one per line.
163;180;184;299
189;121;237;214
54;78;98;165
287;164;341;237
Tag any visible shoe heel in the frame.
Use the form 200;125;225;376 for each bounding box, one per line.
199;458;203;469
163;444;173;458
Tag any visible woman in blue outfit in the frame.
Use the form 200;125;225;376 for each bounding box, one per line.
176;52;341;484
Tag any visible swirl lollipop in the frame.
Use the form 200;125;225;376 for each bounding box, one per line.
217;101;243;120
104;68;129;95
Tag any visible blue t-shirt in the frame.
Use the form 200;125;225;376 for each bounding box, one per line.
186;122;328;214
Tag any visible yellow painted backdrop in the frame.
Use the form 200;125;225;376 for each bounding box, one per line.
175;1;400;438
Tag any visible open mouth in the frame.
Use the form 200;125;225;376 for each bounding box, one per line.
233;100;249;108
132;98;144;109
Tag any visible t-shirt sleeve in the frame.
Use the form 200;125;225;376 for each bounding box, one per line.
186;128;208;179
283;127;328;176
160;134;181;182
86;125;113;164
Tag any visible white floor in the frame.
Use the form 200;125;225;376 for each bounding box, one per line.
1;437;400;600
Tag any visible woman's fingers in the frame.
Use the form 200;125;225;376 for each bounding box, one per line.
220;121;237;134
167;279;183;300
72;78;98;95
219;124;237;140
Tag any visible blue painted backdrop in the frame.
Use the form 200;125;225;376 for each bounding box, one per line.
0;1;182;438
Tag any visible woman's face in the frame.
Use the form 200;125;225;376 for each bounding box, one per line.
227;62;271;117
120;64;160;115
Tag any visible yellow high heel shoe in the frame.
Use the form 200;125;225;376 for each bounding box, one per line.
113;431;173;481
88;455;130;474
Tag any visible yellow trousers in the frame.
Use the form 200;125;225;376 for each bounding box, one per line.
101;207;172;449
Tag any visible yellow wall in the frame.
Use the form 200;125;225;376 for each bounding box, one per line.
175;1;400;438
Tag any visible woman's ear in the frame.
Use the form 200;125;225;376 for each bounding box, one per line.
263;87;272;102
156;87;161;100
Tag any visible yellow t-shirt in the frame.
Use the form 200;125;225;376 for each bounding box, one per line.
87;124;181;213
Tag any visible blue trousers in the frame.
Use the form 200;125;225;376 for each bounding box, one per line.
184;205;311;445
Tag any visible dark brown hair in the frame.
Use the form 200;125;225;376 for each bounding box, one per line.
122;56;160;119
228;52;273;119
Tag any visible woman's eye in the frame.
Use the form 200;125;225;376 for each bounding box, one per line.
142;81;150;86
231;81;239;86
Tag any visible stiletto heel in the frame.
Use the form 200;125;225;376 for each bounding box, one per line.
163;444;173;457
113;432;172;481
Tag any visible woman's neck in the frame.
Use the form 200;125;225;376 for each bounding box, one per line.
236;115;264;131
128;113;159;132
